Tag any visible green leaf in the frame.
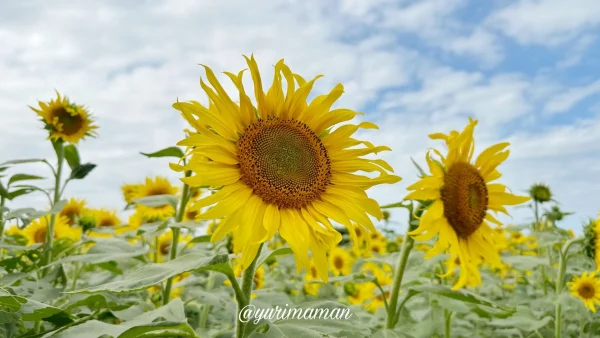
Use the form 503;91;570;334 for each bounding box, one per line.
49;200;68;214
0;183;8;199
410;285;515;313
502;255;549;271
50;299;195;338
69;163;96;180
189;235;212;244
257;247;293;268
0;289;63;321
247;301;368;338
0;159;45;166
410;157;426;177
0;311;19;324
49;241;148;266
169;221;205;229
66;253;231;294
134;195;178;209
372;330;415;338
7;188;35;200
140;147;185;159
63;144;81;170
489;306;552;331
7;174;44;186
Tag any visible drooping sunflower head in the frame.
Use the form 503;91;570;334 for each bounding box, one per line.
133;177;178;219
583;217;600;268
568;271;600;312
59;198;87;226
529;183;552;203
173;56;400;280
405;118;530;289
30;92;97;144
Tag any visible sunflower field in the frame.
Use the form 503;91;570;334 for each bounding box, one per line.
0;56;599;338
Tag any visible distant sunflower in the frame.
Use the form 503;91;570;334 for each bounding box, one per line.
60;198;86;226
568;271;600;312
583;217;600;268
174;56;400;278
405;118;530;289
328;247;353;276
94;209;121;227
30;92;97;144
121;184;142;205
20;215;81;245
133;177;178;219
155;229;192;262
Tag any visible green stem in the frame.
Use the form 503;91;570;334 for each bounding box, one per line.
236;243;264;338
163;174;191;305
445;310;453;338
199;271;216;328
554;237;584;338
386;203;418;329
43;141;65;274
0;196;6;259
534;201;539;230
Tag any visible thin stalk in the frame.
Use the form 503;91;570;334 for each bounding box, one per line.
163;173;191;305
534;201;539;230
445;310;453;338
0;196;6;259
554;237;584;338
386;203;418;329
199;271;216;328
236;243;264;338
43;141;65;274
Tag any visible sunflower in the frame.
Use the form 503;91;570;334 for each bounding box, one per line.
30;92;97;144
59;198;86;226
346;282;374;305
405;118;530;290
19;215;81;245
328;247;353;276
155;229;192;262
361;262;393;313
303;262;323;297
174;56;400;279
94;209;121;227
132;177;178;219
584;217;600;268
568;271;600;312
121;184;142;205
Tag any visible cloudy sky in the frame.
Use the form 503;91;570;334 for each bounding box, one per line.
1;0;599;232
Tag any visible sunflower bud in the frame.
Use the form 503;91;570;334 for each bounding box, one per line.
386;241;400;253
529;183;552;203
344;281;358;296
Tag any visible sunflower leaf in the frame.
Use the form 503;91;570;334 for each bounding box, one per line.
69;163;96;180
257;247;294;268
7;174;44;186
63;144;81;170
7;188;35;201
140;147;185;159
0;159;46;166
65;253;231;294
134;195;178;209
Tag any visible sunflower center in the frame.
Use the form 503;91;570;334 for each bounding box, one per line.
237;117;331;209
186;210;198;220
98;218;117;227
333;256;344;270
147;187;171;196
578;283;595;299
160;241;171;255
440;162;488;238
34;228;47;244
52;107;83;135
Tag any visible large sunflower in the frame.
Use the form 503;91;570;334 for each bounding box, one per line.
132;177;178;219
173;56;400;280
405;118;530;289
59;198;87;226
568;271;600;312
30;92;97;144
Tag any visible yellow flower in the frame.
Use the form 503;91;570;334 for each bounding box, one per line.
347;282;375;305
19;215;81;245
303;262;323;297
361;263;393;313
154;229;192;262
174;56;400;280
59;198;86;226
94;209;121;227
30;92;97;143
121;184;142;204
328;247;353;276
370;240;387;256
405;118;530;290
568;271;600;312
132;177;178;219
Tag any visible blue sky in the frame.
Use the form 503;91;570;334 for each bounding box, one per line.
0;0;599;233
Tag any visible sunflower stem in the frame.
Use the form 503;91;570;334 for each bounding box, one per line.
0;196;6;259
42;140;65;275
163;171;191;306
444;309;453;338
236;243;264;338
199;271;216;328
386;202;418;329
554;237;584;338
533;201;539;230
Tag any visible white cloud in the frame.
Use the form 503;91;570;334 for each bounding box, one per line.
556;34;596;69
487;0;600;45
543;80;600;114
0;0;597;234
